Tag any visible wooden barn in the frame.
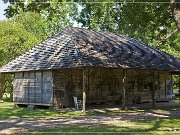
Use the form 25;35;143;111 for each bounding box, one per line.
0;27;180;110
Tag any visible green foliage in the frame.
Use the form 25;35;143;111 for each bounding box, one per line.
78;1;180;58
3;0;78;36
16;12;48;40
0;102;86;118
3;1;179;58
0;21;41;65
159;32;180;58
0;21;41;99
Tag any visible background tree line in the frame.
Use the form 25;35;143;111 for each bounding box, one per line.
0;0;179;100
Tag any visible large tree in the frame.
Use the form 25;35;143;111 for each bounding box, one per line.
0;20;41;99
170;0;180;30
0;21;40;65
3;0;78;36
77;0;180;58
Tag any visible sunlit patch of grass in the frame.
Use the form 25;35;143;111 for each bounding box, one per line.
148;105;180;112
105;108;145;114
0;102;14;108
0;108;86;118
0;102;86;118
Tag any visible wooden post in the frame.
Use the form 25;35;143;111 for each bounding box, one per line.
83;69;86;112
179;74;180;95
158;72;160;99
100;69;102;99
41;71;43;103
52;71;55;109
165;73;167;97
87;68;89;99
132;70;135;104
0;74;2;99
122;69;126;109
179;74;180;103
171;73;173;94
152;72;156;108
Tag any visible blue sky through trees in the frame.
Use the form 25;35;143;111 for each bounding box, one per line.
0;1;9;20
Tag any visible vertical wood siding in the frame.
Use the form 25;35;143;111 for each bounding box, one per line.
13;71;53;105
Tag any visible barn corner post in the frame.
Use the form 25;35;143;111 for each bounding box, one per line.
82;68;86;113
122;69;127;110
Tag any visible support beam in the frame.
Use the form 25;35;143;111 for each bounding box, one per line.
83;69;86;112
165;74;167;97
0;74;3;99
52;71;55;109
132;70;135;104
83;91;86;112
152;72;156;108
122;69;127;109
87;68;89;99
158;72;160;99
179;74;180;95
100;69;102;99
171;73;173;94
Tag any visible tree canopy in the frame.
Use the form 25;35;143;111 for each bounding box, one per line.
3;0;78;36
2;0;179;58
0;21;41;66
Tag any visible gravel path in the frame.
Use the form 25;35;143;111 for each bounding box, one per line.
0;109;180;134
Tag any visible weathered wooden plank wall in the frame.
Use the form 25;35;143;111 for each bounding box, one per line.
12;68;173;107
53;69;83;107
53;68;173;108
13;71;53;105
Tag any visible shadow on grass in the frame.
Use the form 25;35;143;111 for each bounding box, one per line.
23;118;180;135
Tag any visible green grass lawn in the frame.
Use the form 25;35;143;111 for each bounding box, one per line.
0;102;180;134
0;102;179;118
0;102;87;118
23;117;180;135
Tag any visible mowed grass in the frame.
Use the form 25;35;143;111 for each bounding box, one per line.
23;117;180;135
0;102;180;134
0;102;180;118
0;102;86;118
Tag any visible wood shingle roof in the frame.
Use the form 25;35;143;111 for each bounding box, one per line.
0;27;180;73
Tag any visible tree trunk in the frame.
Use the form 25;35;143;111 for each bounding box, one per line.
170;0;180;30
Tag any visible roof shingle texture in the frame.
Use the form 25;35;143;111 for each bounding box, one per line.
0;27;180;73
